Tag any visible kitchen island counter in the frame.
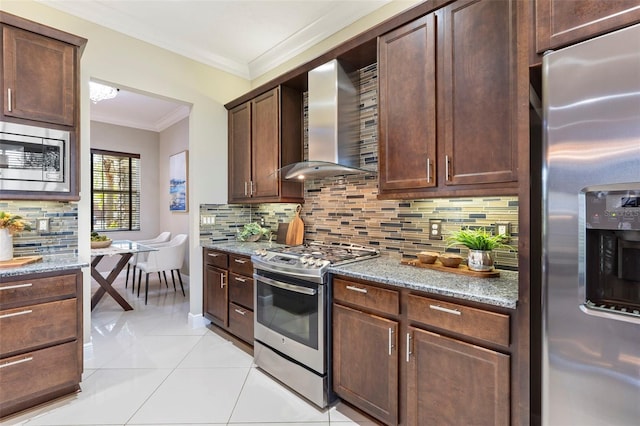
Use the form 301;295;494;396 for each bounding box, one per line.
0;256;87;278
203;241;518;309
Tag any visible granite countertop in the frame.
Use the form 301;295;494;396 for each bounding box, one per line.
203;241;519;309
331;256;518;309
0;256;88;278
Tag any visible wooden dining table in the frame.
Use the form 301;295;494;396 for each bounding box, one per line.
90;240;157;311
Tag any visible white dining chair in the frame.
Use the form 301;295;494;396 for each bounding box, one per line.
125;231;171;291
136;234;188;304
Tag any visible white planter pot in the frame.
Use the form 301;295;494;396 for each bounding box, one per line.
467;249;494;272
0;228;13;261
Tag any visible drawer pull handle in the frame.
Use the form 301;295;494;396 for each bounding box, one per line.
234;277;247;283
7;88;12;112
0;309;33;319
429;304;461;316
220;274;226;288
406;332;412;363
388;328;395;356
0;283;33;291
234;308;246;316
0;356;33;369
346;285;367;294
208;253;221;257
234;259;248;264
426;157;431;183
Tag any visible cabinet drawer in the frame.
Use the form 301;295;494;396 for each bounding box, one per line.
407;294;509;347
229;273;253;309
0;274;77;310
333;277;399;316
228;302;253;344
204;249;228;268
0;341;79;415
229;254;252;276
0;298;78;357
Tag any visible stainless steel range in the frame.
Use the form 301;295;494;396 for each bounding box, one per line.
252;242;378;408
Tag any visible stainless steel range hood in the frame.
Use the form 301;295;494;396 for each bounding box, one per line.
280;59;374;180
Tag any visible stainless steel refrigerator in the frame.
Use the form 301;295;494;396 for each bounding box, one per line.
542;23;640;425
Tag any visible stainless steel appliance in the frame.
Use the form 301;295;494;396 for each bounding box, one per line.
542;23;640;425
252;242;379;408
0;121;70;192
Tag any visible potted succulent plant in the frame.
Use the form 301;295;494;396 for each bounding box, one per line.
446;227;512;272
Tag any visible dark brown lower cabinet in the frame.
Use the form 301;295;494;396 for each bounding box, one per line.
407;327;510;425
333;303;399;425
203;259;228;327
203;248;254;344
0;270;82;418
332;275;512;426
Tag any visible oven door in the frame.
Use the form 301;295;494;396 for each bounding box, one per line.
253;271;325;374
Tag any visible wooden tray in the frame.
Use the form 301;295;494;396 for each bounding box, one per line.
0;255;43;269
401;258;500;278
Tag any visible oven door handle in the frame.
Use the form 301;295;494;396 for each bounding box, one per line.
253;274;317;296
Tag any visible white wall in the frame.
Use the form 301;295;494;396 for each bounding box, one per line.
159;118;190;273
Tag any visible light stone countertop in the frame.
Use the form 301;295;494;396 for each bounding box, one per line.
0;256;87;278
203;240;519;309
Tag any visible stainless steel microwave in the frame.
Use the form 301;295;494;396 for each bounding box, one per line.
0;121;70;192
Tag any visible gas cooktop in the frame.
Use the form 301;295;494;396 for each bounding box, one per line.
252;241;379;282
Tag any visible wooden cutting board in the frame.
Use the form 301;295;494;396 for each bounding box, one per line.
0;255;43;269
285;204;304;246
275;222;289;244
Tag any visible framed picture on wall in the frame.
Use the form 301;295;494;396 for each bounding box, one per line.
169;150;188;212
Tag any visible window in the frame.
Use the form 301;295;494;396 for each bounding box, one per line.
91;149;140;231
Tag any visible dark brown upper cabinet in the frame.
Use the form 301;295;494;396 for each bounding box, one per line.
439;0;519;187
378;13;437;193
377;0;520;200
227;86;304;204
2;25;76;127
536;0;640;53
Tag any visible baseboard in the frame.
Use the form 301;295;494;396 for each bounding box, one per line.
188;312;209;329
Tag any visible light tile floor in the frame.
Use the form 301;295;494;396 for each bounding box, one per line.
2;272;378;426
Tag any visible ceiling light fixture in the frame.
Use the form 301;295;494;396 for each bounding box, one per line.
89;81;119;103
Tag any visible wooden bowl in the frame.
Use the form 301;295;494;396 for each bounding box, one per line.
438;253;463;268
417;251;439;264
91;239;112;249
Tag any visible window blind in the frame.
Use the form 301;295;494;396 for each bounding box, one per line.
91;149;141;232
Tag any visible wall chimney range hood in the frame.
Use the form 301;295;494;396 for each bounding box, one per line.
280;59;374;180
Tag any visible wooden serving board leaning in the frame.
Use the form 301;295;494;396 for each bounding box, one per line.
401;258;500;278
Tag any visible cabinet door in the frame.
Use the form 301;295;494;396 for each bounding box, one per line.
251;88;280;200
333;303;398;425
407;327;510;426
378;13;437;193
536;0;640;52
440;0;518;186
228;101;252;203
2;25;75;126
203;265;228;327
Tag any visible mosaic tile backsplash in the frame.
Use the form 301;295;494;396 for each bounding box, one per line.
0;200;79;258
201;63;519;270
